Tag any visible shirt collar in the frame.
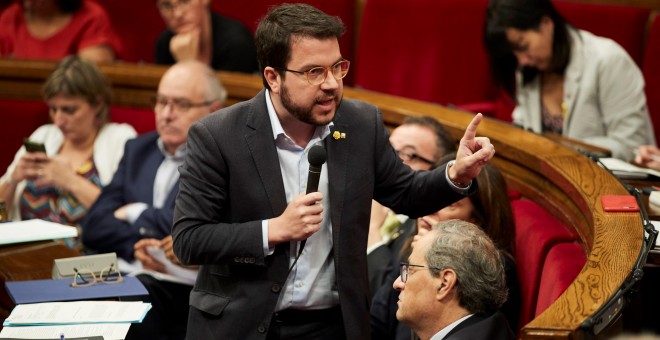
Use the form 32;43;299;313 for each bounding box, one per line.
157;138;187;161
430;314;474;340
265;89;334;143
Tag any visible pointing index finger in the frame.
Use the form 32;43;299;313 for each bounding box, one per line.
462;113;483;141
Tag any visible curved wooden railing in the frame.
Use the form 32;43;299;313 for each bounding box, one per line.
0;59;645;339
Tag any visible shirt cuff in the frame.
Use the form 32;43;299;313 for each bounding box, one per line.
366;242;386;255
445;160;472;195
125;202;149;225
262;220;275;256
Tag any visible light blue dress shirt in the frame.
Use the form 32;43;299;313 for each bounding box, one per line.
261;90;338;311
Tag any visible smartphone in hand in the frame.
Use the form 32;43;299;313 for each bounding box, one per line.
23;139;46;153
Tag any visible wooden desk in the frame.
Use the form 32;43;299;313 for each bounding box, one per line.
0;241;79;326
0;59;646;339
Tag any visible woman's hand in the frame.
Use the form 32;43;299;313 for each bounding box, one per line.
33;155;76;190
11;152;49;184
635;145;660;170
170;28;200;62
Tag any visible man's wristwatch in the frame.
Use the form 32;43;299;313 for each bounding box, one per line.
447;160;470;189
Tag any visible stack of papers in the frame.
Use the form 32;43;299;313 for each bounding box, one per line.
598;157;660;179
0;219;77;246
0;301;151;340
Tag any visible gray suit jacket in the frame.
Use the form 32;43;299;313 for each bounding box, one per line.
513;28;655;161
173;90;471;340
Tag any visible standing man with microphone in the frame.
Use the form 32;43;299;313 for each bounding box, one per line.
172;3;495;340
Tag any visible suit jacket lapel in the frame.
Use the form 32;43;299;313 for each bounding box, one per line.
244;90;288;219
143;141;164;204
326;109;349;248
563;28;584;134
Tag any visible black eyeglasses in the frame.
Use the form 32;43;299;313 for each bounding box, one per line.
71;264;123;287
157;0;191;14
400;262;441;283
395;149;435;166
153;95;213;115
273;60;350;86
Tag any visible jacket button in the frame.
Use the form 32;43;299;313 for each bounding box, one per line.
271;283;281;293
257;324;266;333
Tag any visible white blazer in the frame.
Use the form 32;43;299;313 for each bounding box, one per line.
0;123;137;220
513;28;655;161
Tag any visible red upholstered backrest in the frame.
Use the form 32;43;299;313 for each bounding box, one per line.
554;1;649;66
110;106;156;135
535;242;586;316
511;198;579;330
211;0;356;85
354;0;495;107
643;15;660;143
95;0;166;63
0;99;49;173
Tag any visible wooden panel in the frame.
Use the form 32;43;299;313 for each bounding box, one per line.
0;59;645;339
0;241;79;324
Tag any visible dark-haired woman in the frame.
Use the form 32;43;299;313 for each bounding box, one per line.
0;0;121;63
484;0;654;161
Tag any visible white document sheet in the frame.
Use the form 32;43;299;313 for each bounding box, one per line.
0;323;131;340
599;157;660;179
144;247;198;286
0;219;77;245
4;301;151;326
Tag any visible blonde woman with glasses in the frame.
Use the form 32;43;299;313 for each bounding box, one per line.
0;56;136;246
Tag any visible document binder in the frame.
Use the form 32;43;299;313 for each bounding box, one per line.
5;276;148;305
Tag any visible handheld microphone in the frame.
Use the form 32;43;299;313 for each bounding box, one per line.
306;144;327;194
298;144;326;256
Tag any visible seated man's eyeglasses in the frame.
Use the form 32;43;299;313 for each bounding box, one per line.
273;60;350;86
395;149;435;166
400;262;441;283
157;0;191;14
71;264;124;287
153;95;213;115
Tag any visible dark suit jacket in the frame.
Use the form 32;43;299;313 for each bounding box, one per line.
172;90;473;340
155;12;258;73
370;247;521;340
367;218;415;298
443;311;515;340
82;132;178;261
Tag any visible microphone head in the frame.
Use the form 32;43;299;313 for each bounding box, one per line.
308;144;327;166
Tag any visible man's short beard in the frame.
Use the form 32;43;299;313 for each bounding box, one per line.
280;84;342;126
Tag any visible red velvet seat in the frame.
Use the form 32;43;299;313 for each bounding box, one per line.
0;99;49;173
211;0;356;85
354;0;495;113
511;198;580;330
643;15;660;142
95;0;165;63
554;0;649;66
534;241;586;316
110;106;155;135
